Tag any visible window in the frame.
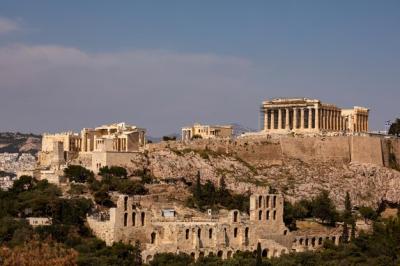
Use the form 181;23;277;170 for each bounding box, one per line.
141;212;145;226
151;232;156;244
124;196;128;211
186;229;189;239
132;212;136;226
258;210;262;220
273;196;276;208
234;228;238;238
258;196;263;208
198;229;201;239
233;211;238;222
266;196;270;208
273;211;276;220
266;210;270;220
123;213;128;227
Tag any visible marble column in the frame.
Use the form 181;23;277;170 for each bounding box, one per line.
293;108;298;129
308;107;313;129
271;110;275;130
315;107;320;130
300;108;305;129
278;109;282;129
321;109;325;130
285;108;290;130
264;109;269;131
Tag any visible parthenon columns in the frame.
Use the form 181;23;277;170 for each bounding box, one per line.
300;108;305;129
278;109;282;129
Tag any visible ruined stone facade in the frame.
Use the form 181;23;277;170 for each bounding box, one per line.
261;98;369;134
182;123;233;141
38;122;146;173
87;192;341;263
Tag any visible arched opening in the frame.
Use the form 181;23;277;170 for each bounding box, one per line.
185;229;190;239
190;252;195;259
266;210;270;220
283;230;287;235
123;213;128;227
151;232;156;244
209;228;213;239
146;255;152;263
227;251;232;259
262;249;268;258
258;210;262;221
209;252;214;256
245;227;249;239
217;250;223;257
199;252;204;258
266;196;270;207
318;237;323;245
299;238;303;245
197;228;201;239
305;238;309;246
124;196;128;211
273;210;276;220
332;236;336;243
311;237;316;247
233;211;238;222
273;196;277;208
258;196;263;208
132;212;136;226
141;212;145;226
234;228;238;238
281;250;286;255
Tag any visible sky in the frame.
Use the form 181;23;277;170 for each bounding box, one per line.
0;1;399;136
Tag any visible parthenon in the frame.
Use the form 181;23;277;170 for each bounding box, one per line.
261;98;369;134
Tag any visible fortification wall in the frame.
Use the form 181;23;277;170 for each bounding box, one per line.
87;217;115;245
351;136;383;166
280;137;350;163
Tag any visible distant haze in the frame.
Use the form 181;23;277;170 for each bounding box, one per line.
0;1;399;136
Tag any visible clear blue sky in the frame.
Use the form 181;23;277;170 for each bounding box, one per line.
0;1;399;136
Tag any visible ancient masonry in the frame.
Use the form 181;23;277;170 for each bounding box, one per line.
87;192;342;263
261;98;369;134
182;123;233;141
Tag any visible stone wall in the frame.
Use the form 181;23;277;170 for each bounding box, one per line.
351;136;383;166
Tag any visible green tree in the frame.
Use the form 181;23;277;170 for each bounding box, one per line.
311;190;338;225
256;242;262;266
99;166;128;178
358;206;378;222
64;165;94;183
388;118;400;136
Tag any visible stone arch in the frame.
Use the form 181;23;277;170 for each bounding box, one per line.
151;232;156;244
283;229;287;235
332;236;336;243
258;210;262;220
209;252;214;256
245;227;249;240
266;195;270;207
259;195;263;208
199;251;205;258
318;237;323;245
311;237;316;247
198;228;201;239
305;238;309;246
234;227;238;238
262;249;268;258
217;250;223;257
299;238;303;245
227;250;233;259
273;210;276;220
190;252;195;259
209;228;213;239
281;249;286;255
146;255;152;263
266;210;270;220
273;196;277;208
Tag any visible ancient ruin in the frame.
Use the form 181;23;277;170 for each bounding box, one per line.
261;98;369;134
182;123;233;141
87;192;342;263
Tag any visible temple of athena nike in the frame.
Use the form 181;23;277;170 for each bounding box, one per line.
261;98;369;134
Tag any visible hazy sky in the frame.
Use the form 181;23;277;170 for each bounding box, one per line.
0;1;399;136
